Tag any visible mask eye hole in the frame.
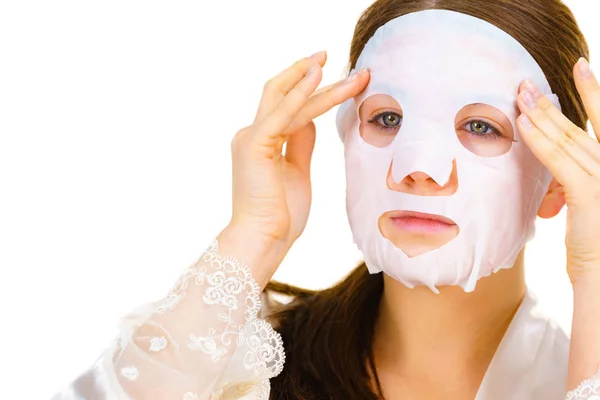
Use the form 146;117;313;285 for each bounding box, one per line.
454;104;515;157
358;94;403;148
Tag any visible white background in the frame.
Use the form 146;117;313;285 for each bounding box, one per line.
0;1;598;398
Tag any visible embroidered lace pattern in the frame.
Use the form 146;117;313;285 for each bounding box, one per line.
108;239;285;399
566;366;600;400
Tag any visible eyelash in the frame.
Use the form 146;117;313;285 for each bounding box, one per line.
367;113;504;140
462;119;502;140
368;112;402;132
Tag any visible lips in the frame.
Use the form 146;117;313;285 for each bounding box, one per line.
387;210;457;226
385;210;458;235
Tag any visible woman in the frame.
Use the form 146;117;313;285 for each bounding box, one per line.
53;0;600;399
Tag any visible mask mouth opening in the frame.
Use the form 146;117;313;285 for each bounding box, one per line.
378;210;460;258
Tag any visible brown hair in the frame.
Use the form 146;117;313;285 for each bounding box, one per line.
266;1;589;399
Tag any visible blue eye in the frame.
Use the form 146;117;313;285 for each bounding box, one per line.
368;112;402;131
463;120;502;139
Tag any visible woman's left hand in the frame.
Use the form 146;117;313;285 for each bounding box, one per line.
516;57;600;284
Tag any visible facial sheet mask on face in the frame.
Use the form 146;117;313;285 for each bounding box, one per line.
336;10;561;293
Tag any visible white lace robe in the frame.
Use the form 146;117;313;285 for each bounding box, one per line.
51;240;600;399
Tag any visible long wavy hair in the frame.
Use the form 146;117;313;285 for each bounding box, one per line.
266;1;589;398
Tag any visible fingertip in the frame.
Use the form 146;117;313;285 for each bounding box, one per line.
351;69;370;96
307;62;323;77
575;57;594;80
360;67;371;84
302;62;323;89
308;50;328;66
343;68;370;89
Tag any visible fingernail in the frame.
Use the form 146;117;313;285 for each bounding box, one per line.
519;114;533;128
522;90;537;108
524;80;542;98
578;57;593;79
309;51;326;60
342;68;366;84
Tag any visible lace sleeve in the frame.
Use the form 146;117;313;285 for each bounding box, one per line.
54;239;285;400
565;366;600;400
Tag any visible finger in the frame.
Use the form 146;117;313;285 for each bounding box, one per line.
256;63;324;142
285;121;316;173
574;58;600;142
519;80;600;164
517;82;600;177
311;82;337;97
308;68;364;97
284;68;370;134
516;113;588;191
254;51;327;123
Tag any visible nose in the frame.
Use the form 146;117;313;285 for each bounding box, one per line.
386;159;458;196
407;171;434;184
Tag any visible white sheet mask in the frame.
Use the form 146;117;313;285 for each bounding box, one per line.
335;9;561;293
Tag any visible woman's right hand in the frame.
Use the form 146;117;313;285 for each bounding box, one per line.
218;52;369;286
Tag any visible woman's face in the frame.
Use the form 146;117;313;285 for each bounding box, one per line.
357;95;516;256
337;10;559;291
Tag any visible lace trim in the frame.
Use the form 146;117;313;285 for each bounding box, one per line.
566;366;600;400
157;239;285;377
119;239;285;399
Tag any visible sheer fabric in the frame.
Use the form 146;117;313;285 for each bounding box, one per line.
53;239;284;400
52;239;600;399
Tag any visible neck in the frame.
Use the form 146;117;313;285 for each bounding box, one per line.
373;250;526;384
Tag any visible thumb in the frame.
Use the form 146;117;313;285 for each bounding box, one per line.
285;122;316;173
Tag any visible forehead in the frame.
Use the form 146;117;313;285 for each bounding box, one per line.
355;10;552;105
370;33;517;83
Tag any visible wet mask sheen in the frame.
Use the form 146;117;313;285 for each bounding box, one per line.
335;10;560;293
